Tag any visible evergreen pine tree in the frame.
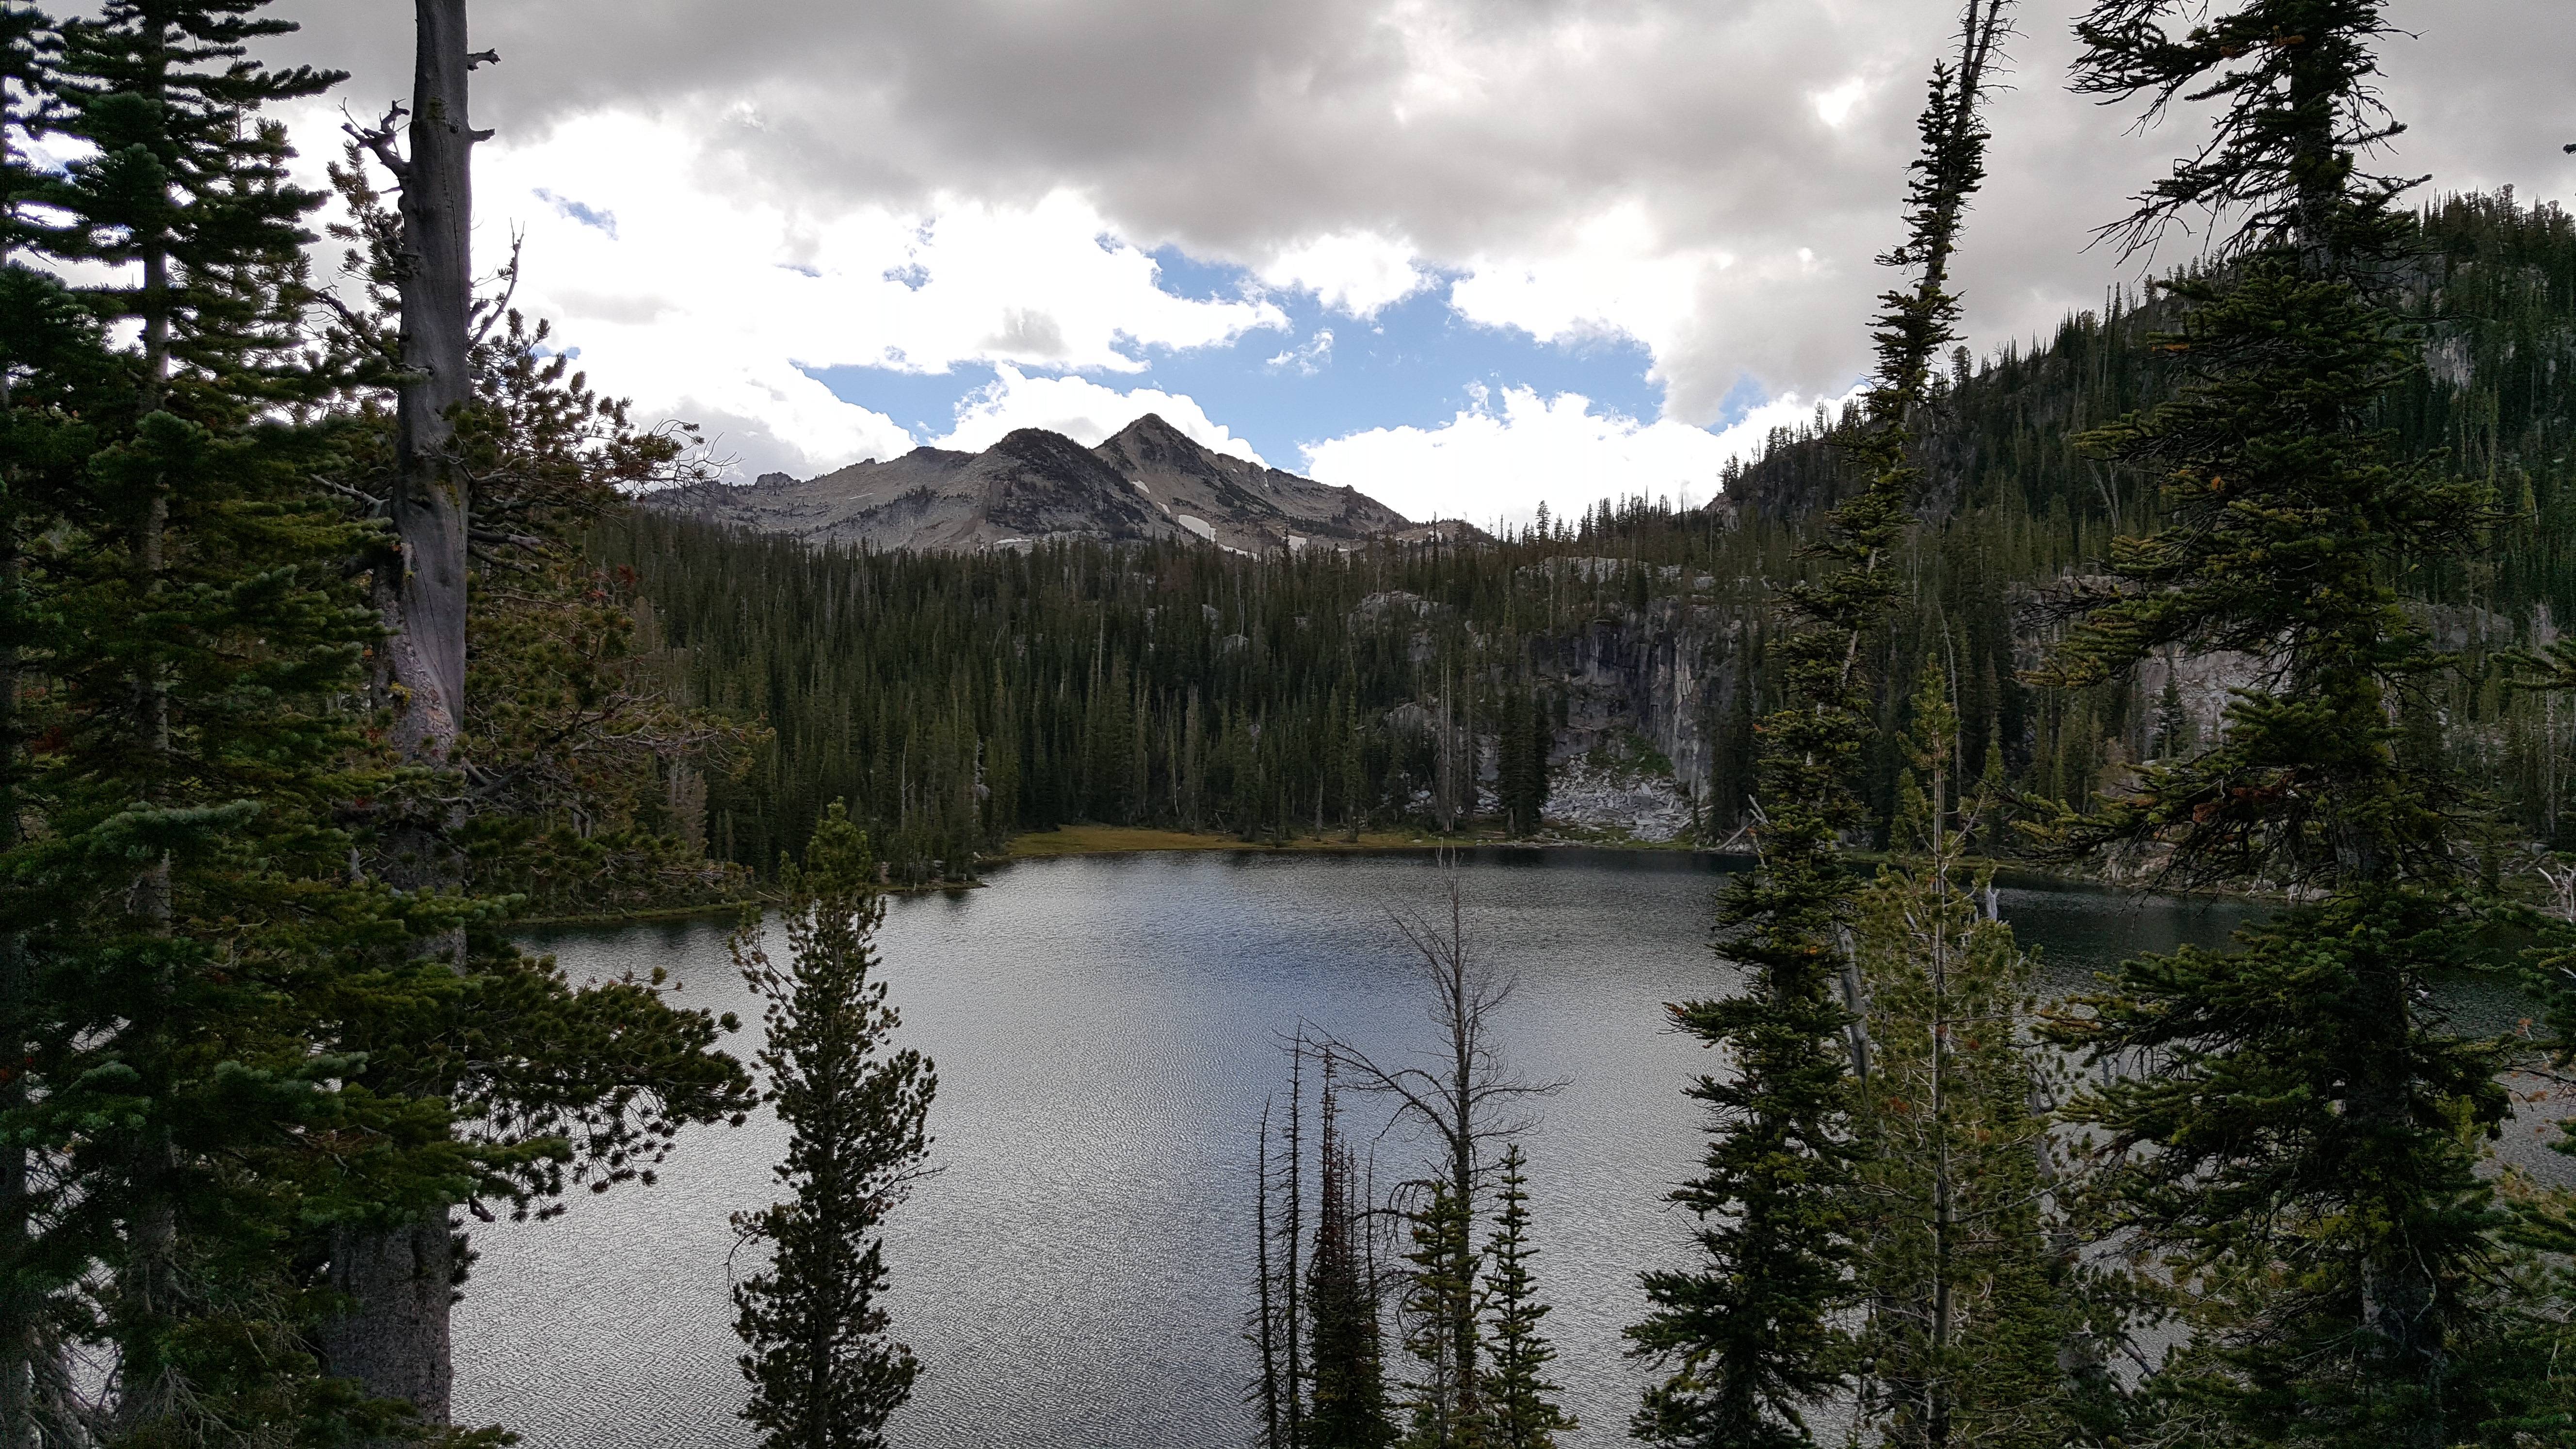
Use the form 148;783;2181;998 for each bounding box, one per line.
1522;693;1550;835
1849;664;2073;1448
316;63;761;1429
732;802;937;1449
2151;664;2191;760
1496;692;1546;838
1307;1057;1395;1449
1477;1147;1571;1449
1397;1182;1480;1449
2;11;93;1432
1627;6;2013;1444
1343;695;1368;841
2034;3;2515;1441
5;2;474;1435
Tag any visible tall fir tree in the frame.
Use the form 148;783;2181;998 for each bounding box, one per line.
1494;691;1550;838
1306;1057;1395;1449
1849;664;2075;1449
1396;1180;1481;1449
2034;3;2516;1442
2151;662;2191;760
8;1;450;1436
1476;1147;1571;1449
317;0;485;1408
1;8;754;1436
1626;5;2013;1444
1;8;97;1435
314;26;759;1425
732;802;937;1449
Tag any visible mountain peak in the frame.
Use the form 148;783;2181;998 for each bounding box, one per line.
1101;412;1215;465
1112;411;1191;443
649;420;1449;554
990;426;1100;459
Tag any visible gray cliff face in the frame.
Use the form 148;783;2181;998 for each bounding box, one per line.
649;414;1458;554
1531;598;1732;792
1524;586;2554;843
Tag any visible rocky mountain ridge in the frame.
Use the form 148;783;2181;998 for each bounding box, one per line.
650;414;1470;554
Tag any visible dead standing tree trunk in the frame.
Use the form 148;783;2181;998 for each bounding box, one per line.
322;0;490;1427
1310;864;1564;1434
377;0;475;778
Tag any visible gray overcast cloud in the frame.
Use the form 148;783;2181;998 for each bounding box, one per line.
267;1;2575;453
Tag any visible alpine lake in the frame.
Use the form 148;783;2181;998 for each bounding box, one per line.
459;849;2557;1448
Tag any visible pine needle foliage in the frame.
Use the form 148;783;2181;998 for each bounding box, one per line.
732;803;937;1449
0;2;444;1435
0;3;764;1434
1398;1181;1481;1449
1850;664;2079;1449
1626;6;2013;1444
1477;1147;1572;1449
2033;3;2518;1442
1307;1060;1396;1449
1493;690;1551;838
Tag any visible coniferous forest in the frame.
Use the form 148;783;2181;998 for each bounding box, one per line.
10;0;2576;1447
604;180;2576;886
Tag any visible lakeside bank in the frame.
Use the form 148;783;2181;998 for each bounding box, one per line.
517;820;2314;931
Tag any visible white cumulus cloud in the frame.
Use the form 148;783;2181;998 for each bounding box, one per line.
300;107;1288;480
1257;233;1432;318
934;366;1267;464
1302;384;1861;527
282;0;2576;451
1447;200;1852;420
265;0;2566;499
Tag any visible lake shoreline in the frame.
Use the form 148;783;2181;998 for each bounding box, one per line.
513;878;991;930
517;826;2281;930
989;824;2286;903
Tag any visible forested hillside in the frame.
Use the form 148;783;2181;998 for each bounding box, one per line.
1732;189;2576;578
601;189;2576;886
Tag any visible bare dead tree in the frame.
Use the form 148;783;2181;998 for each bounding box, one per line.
1282;1039;1305;1447
352;0;490;773
1307;863;1565;1435
1250;1095;1284;1448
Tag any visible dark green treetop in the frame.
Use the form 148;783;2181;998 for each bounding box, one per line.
1478;1147;1571;1449
732;803;936;1449
1625;5;2013;1445
2035;2;2519;1441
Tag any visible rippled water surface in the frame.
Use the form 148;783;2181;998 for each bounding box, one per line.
454;851;2349;1448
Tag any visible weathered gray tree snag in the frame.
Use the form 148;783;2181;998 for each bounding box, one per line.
1308;869;1567;1433
376;0;474;770
321;0;488;1427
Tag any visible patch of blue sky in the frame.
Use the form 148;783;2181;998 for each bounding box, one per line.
799;362;996;442
1713;373;1781;429
1137;284;1664;466
804;248;1683;468
534;189;616;239
1138;244;1250;306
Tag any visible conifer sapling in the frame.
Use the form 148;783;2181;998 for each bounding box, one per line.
732;802;936;1449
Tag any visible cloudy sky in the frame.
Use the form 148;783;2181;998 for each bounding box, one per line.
265;0;2573;525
